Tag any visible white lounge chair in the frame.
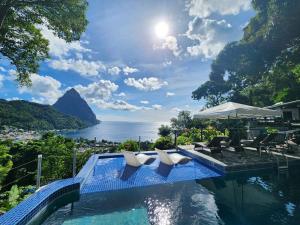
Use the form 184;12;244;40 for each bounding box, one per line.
155;148;192;165
123;151;155;167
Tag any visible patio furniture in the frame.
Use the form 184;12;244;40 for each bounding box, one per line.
193;102;281;154
241;133;268;150
155;148;191;165
259;133;286;156
194;136;227;155
287;140;300;153
123;151;155;167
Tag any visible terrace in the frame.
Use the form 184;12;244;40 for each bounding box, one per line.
1;101;300;225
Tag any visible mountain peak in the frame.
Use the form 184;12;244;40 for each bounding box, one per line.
66;88;80;95
53;89;99;126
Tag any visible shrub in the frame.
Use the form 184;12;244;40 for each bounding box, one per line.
118;140;139;152
176;135;192;145
140;141;154;151
188;128;202;142
153;136;174;150
203;126;225;141
158;125;172;137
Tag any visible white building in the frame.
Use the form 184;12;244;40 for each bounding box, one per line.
268;100;300;121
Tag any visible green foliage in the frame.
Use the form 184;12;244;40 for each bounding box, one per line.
76;149;93;173
7;185;19;209
171;111;193;130
153;136;174;150
158;125;172;137
0;99;88;130
0;133;99;213
139;141;154;151
0;0;88;85
187;128;202;142
203;126;225;142
0;144;12;186
118;140;139;152
3;133;76;188
266;127;279;134
176;135;192;145
40;134;75;183
0;185;34;213
193;0;300;107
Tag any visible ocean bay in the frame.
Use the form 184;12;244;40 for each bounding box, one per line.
60;121;164;142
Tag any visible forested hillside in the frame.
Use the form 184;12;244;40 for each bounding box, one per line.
0;100;88;130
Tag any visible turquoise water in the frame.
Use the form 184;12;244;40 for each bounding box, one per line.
60;121;163;142
62;208;150;225
43;166;300;225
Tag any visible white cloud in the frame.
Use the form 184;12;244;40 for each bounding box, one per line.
186;18;233;58
115;92;126;97
49;59;106;77
140;100;149;104
124;77;168;91
73;81;153;111
187;0;251;18
74;80;119;101
123;66;139;75
40;26;90;58
72;81;163;111
152;104;162;110
172;107;182;112
163;61;172;67
0;67;6;72
92;99;149;111
108;66;121;75
166;92;175;97
6;97;20;101
155;36;181;57
18;73;62;104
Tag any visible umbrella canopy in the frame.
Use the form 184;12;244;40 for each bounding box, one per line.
194;102;282;120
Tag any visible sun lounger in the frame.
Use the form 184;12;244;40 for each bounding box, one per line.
258;133;286;155
123;151;155;167
194;136;227;149
155;148;191;165
194;136;227;155
241;133;268;149
287;140;300;153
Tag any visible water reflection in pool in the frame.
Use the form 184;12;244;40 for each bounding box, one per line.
43;167;300;225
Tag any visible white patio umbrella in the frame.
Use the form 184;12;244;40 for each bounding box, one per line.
194;102;282;120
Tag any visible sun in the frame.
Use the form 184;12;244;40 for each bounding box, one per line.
155;21;169;39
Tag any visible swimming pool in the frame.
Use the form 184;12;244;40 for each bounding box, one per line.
80;154;221;194
41;166;300;225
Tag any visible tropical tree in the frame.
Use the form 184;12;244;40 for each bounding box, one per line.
118;140;139;152
158;125;172;137
0;0;88;85
171;111;193;131
0;144;12;187
192;0;300;107
153;136;174;150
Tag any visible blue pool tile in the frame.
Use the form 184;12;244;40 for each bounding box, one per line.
81;156;221;194
0;178;80;225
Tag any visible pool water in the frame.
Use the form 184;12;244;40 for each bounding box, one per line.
43;166;300;225
81;156;221;194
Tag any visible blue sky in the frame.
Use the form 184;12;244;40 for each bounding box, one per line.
0;0;254;122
